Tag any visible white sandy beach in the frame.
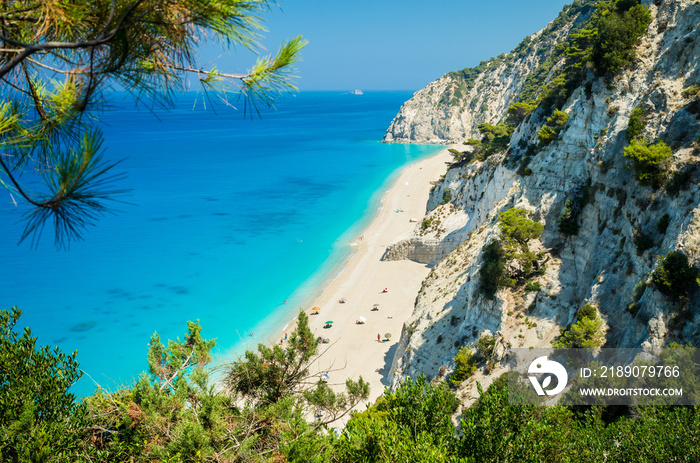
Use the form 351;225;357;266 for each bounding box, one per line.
288;147;453;423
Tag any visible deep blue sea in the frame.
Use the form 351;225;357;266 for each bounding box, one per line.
0;91;442;395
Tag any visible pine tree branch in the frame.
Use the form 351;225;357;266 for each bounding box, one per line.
159;346;195;392
0;154;43;207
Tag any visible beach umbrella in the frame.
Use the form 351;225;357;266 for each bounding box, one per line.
358;316;366;323
384;333;392;339
326;321;333;324
313;307;321;311
321;373;330;381
373;304;379;307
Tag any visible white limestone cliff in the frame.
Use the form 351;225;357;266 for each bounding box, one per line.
383;0;700;407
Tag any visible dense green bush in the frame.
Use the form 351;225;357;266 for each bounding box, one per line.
538;109;569;146
479;240;509;299
626;106;646;141
651;251;700;299
576;303;598;321
558;179;594;236
480;209;545;299
476;122;515;158
633;230;654;255
590;1;652;75
476;334;496;359
623;139;673;187
442;189;452;205
506;102;536;125
525;281;541;292
0;307;89;462
552;303;605;348
498;208;545;244
665;167;693;196
538;124;558;146
450;347;477;386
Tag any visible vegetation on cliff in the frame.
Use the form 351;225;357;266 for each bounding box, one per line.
480;208;545;299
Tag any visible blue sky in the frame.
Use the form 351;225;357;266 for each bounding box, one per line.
203;0;571;91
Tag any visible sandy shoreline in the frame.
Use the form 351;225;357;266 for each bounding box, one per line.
269;147;452;423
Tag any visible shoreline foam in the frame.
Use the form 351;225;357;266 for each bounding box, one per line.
275;147;452;423
218;146;452;425
223;146;446;354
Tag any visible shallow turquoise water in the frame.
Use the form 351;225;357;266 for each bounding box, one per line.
0;91;442;395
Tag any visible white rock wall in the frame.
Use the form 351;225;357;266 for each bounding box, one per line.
386;0;700;397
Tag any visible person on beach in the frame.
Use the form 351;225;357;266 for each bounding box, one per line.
377;333;381;342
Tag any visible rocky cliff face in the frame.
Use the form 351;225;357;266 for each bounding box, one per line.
382;7;589;144
383;0;700;404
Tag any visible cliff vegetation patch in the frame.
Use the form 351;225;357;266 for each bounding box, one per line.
479;209;545;299
558;178;594;236
652;251;700;300
551;303;605;348
623;139;672;187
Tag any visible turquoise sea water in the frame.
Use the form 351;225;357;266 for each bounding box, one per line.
0;91;442;395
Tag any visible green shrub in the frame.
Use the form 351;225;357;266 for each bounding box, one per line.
548;109;570;127
623;139;672;187
421;218;432;230
658;214;670;234
681;84;700;99
633;230;654;255
537;124;557;146
0;307;88;461
476;122;515;158
576;303;597;321
476;335;496;359
665;168;693;196
480;209;545;298
524;281;541;292
626;106;646;141
651;251;700;299
338;375;459;462
498;208;544;244
441;189;452;205
506;102;535;125
451;347;477;386
552;304;605;348
558;179;593;236
537;110;569;146
479;241;507;299
590;2;652;75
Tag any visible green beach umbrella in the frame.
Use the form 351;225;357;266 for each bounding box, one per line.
384;333;391;339
326;321;333;324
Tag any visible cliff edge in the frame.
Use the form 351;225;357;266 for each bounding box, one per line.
383;0;700;409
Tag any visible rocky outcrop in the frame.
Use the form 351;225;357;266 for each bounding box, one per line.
384;0;700;399
382;9;587;144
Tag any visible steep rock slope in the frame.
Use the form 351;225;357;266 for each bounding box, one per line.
384;0;700;403
383;5;592;144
